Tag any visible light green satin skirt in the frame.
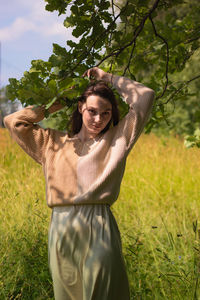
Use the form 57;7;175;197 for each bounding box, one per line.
48;204;130;300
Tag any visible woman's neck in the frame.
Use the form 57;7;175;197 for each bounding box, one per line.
76;127;97;142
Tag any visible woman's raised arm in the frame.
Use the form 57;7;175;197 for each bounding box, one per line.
4;101;64;164
84;67;155;152
84;67;154;125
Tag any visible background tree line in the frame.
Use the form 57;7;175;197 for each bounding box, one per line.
2;0;200;145
0;88;21;127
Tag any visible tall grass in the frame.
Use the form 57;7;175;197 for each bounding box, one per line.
114;134;200;299
1;129;200;299
0;129;52;299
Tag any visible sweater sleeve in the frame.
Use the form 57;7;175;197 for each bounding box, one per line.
3;106;50;165
111;75;155;153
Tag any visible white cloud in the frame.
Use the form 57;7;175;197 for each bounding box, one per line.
43;22;68;36
0;0;76;86
0;0;70;42
0;18;36;41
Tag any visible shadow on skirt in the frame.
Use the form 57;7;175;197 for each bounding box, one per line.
48;204;130;300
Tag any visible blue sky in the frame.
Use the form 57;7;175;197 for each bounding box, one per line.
0;0;73;88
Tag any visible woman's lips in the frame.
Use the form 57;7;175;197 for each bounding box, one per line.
92;124;102;129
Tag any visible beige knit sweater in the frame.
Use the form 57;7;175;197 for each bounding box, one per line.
4;75;154;208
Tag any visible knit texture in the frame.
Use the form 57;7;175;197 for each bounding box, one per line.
4;75;154;207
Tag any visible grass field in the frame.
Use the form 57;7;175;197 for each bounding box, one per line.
1;128;200;299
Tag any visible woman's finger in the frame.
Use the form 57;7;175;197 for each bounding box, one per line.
82;67;100;79
82;70;89;77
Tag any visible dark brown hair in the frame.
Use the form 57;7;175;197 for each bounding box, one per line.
70;81;119;135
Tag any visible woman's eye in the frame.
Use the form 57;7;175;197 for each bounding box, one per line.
102;112;110;116
87;109;111;117
88;109;96;115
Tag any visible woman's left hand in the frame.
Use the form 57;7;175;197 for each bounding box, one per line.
83;67;109;81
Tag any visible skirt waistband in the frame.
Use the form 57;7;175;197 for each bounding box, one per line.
52;203;111;213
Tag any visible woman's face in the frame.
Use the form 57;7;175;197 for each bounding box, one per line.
78;95;112;137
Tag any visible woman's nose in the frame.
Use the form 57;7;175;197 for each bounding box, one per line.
94;114;101;122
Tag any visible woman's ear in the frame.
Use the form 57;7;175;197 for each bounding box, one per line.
78;101;83;114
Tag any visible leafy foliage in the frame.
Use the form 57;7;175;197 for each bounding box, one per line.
184;128;200;148
6;0;200;135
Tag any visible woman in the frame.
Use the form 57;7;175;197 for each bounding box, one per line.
4;67;154;300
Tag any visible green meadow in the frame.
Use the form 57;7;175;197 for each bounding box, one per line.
1;128;200;299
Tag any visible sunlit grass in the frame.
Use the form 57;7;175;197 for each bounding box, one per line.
115;134;200;299
1;128;200;299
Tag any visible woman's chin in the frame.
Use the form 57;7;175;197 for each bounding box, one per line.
88;127;102;136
